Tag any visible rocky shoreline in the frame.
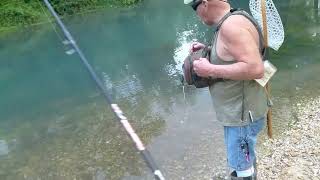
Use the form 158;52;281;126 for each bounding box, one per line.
257;96;320;180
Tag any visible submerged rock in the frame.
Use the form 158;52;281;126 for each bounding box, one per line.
0;139;9;156
94;168;107;180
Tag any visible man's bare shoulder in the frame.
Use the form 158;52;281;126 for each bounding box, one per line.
222;14;255;29
219;15;257;43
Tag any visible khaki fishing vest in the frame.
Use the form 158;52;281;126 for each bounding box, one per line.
209;9;268;126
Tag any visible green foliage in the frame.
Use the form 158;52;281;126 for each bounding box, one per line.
0;0;44;27
0;0;142;31
49;0;105;15
109;0;142;6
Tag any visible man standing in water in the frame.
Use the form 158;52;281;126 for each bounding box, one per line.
184;0;268;179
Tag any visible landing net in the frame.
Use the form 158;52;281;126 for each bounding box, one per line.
249;0;285;51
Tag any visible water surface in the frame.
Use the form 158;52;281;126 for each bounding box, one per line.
0;0;319;179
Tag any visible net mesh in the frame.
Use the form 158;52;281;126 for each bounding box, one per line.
249;0;285;51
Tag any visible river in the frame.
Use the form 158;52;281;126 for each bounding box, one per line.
0;0;319;179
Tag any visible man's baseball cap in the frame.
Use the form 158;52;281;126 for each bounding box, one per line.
184;0;203;11
184;0;194;4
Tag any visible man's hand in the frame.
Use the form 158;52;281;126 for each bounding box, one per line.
193;58;214;77
190;42;205;53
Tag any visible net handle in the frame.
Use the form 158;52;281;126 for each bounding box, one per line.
261;0;269;48
261;0;273;139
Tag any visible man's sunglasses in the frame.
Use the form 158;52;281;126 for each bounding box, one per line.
190;0;227;11
191;0;203;11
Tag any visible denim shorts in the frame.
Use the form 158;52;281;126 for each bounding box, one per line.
223;117;265;171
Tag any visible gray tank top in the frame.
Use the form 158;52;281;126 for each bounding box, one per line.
209;9;268;126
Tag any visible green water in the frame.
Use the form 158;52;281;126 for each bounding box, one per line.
0;0;319;179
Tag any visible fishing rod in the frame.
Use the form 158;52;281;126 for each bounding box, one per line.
42;0;165;179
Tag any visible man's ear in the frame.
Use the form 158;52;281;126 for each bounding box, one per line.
202;0;208;8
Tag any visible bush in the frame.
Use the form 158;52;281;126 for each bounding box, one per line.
0;0;142;29
0;4;40;27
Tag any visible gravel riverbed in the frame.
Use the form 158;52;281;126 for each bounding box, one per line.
257;96;320;180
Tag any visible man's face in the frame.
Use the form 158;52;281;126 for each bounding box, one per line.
195;0;213;26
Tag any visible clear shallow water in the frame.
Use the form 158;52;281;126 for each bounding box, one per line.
0;0;319;179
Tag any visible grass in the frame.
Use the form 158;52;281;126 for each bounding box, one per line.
0;0;142;34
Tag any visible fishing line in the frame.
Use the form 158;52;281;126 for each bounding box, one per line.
38;0;64;44
42;0;165;179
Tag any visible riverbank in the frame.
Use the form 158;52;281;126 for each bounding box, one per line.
257;96;320;180
0;0;141;35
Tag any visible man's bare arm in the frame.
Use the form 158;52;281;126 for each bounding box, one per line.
208;18;264;80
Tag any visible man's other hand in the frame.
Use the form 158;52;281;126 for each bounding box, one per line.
190;42;205;53
193;58;213;77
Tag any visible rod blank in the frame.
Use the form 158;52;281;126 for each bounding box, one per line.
42;1;165;179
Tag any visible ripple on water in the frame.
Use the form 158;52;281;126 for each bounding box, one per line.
0;139;9;156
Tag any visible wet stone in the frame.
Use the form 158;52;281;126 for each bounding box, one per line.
0;140;9;156
95;168;106;180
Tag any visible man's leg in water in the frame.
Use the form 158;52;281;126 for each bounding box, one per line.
224;117;265;178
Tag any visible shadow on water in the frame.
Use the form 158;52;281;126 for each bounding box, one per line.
0;0;320;179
